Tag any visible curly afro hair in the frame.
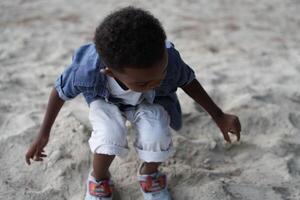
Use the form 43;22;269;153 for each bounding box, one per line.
94;6;167;71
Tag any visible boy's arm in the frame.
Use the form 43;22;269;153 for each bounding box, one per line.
25;87;65;165
182;79;241;143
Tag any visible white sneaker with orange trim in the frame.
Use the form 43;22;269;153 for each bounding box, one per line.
138;167;171;200
84;173;113;200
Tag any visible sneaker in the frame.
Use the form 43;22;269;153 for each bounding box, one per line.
138;165;171;200
85;173;114;200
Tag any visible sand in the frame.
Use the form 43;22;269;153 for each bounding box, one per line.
1;0;300;199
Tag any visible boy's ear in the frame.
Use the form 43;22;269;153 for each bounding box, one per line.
100;67;115;78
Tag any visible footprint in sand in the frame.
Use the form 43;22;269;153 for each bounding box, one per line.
222;183;288;200
290;92;300;104
287;157;300;176
288;113;300;130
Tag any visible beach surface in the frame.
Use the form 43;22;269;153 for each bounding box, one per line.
1;0;300;199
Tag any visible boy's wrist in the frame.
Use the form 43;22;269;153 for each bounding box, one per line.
211;108;224;122
38;126;51;137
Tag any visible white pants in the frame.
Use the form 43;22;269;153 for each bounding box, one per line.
88;99;173;162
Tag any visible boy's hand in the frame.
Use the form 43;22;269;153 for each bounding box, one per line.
25;88;64;165
215;113;241;143
25;134;49;165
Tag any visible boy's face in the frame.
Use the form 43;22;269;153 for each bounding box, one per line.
101;49;168;92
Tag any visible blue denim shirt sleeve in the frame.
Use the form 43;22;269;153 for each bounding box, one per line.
171;45;196;87
54;44;97;101
161;42;196;92
55;64;82;101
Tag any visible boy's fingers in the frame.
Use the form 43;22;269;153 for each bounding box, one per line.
230;125;241;141
25;146;46;165
34;157;43;161
25;155;31;165
25;148;36;165
237;122;241;132
223;132;231;143
35;146;44;157
236;131;240;141
229;129;240;141
25;142;47;165
231;131;240;141
234;117;242;133
26;153;37;165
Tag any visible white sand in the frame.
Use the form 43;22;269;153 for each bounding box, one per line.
1;0;300;199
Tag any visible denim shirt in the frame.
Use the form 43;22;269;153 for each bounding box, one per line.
55;41;195;130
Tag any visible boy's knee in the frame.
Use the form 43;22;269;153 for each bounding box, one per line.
89;126;129;157
140;123;170;145
135;120;172;163
138;104;169;120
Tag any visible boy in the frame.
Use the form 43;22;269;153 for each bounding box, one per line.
25;7;241;200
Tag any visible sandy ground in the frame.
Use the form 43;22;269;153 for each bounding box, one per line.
1;0;300;199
